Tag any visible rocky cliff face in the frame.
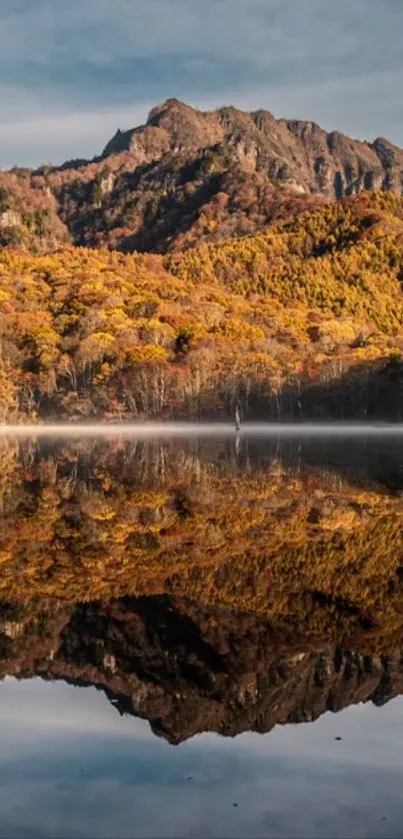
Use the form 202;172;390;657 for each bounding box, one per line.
1;595;402;745
2;98;403;254
101;98;403;199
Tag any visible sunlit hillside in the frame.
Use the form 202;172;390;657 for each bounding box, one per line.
1;192;403;420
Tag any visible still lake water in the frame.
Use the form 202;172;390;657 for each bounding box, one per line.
1;426;403;838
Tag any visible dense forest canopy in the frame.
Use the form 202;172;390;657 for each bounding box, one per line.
1;192;403;420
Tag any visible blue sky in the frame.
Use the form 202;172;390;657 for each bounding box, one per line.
0;0;402;167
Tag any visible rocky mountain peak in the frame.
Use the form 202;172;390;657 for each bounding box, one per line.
146;97;195;126
99;100;403;201
2;97;403;255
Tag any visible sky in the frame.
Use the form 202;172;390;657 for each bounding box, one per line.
0;0;402;168
0;677;402;838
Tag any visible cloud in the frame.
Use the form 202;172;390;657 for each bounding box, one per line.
0;0;402;166
0;91;150;167
1;0;401;70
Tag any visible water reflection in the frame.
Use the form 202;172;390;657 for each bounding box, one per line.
1;593;402;746
0;679;402;838
1;432;403;836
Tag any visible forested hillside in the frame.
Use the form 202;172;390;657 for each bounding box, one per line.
1;192;403;421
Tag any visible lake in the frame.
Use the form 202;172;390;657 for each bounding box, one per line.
1;426;403;838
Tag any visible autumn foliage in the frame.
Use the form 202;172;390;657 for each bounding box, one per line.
0;192;403;420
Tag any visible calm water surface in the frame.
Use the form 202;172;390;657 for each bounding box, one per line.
0;427;403;838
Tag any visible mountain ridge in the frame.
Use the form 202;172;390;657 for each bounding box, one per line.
99;97;403;199
1;97;403;254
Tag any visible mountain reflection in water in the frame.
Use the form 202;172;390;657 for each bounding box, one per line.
2;432;403;836
1;432;403;745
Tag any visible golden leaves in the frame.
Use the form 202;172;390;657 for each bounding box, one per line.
1;193;403;419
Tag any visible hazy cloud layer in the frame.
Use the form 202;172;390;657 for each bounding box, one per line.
0;0;402;166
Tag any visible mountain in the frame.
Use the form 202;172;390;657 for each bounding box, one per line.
100;97;403;197
2;101;403;422
1;98;403;254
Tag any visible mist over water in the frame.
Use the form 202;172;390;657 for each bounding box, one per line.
2;421;403;438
